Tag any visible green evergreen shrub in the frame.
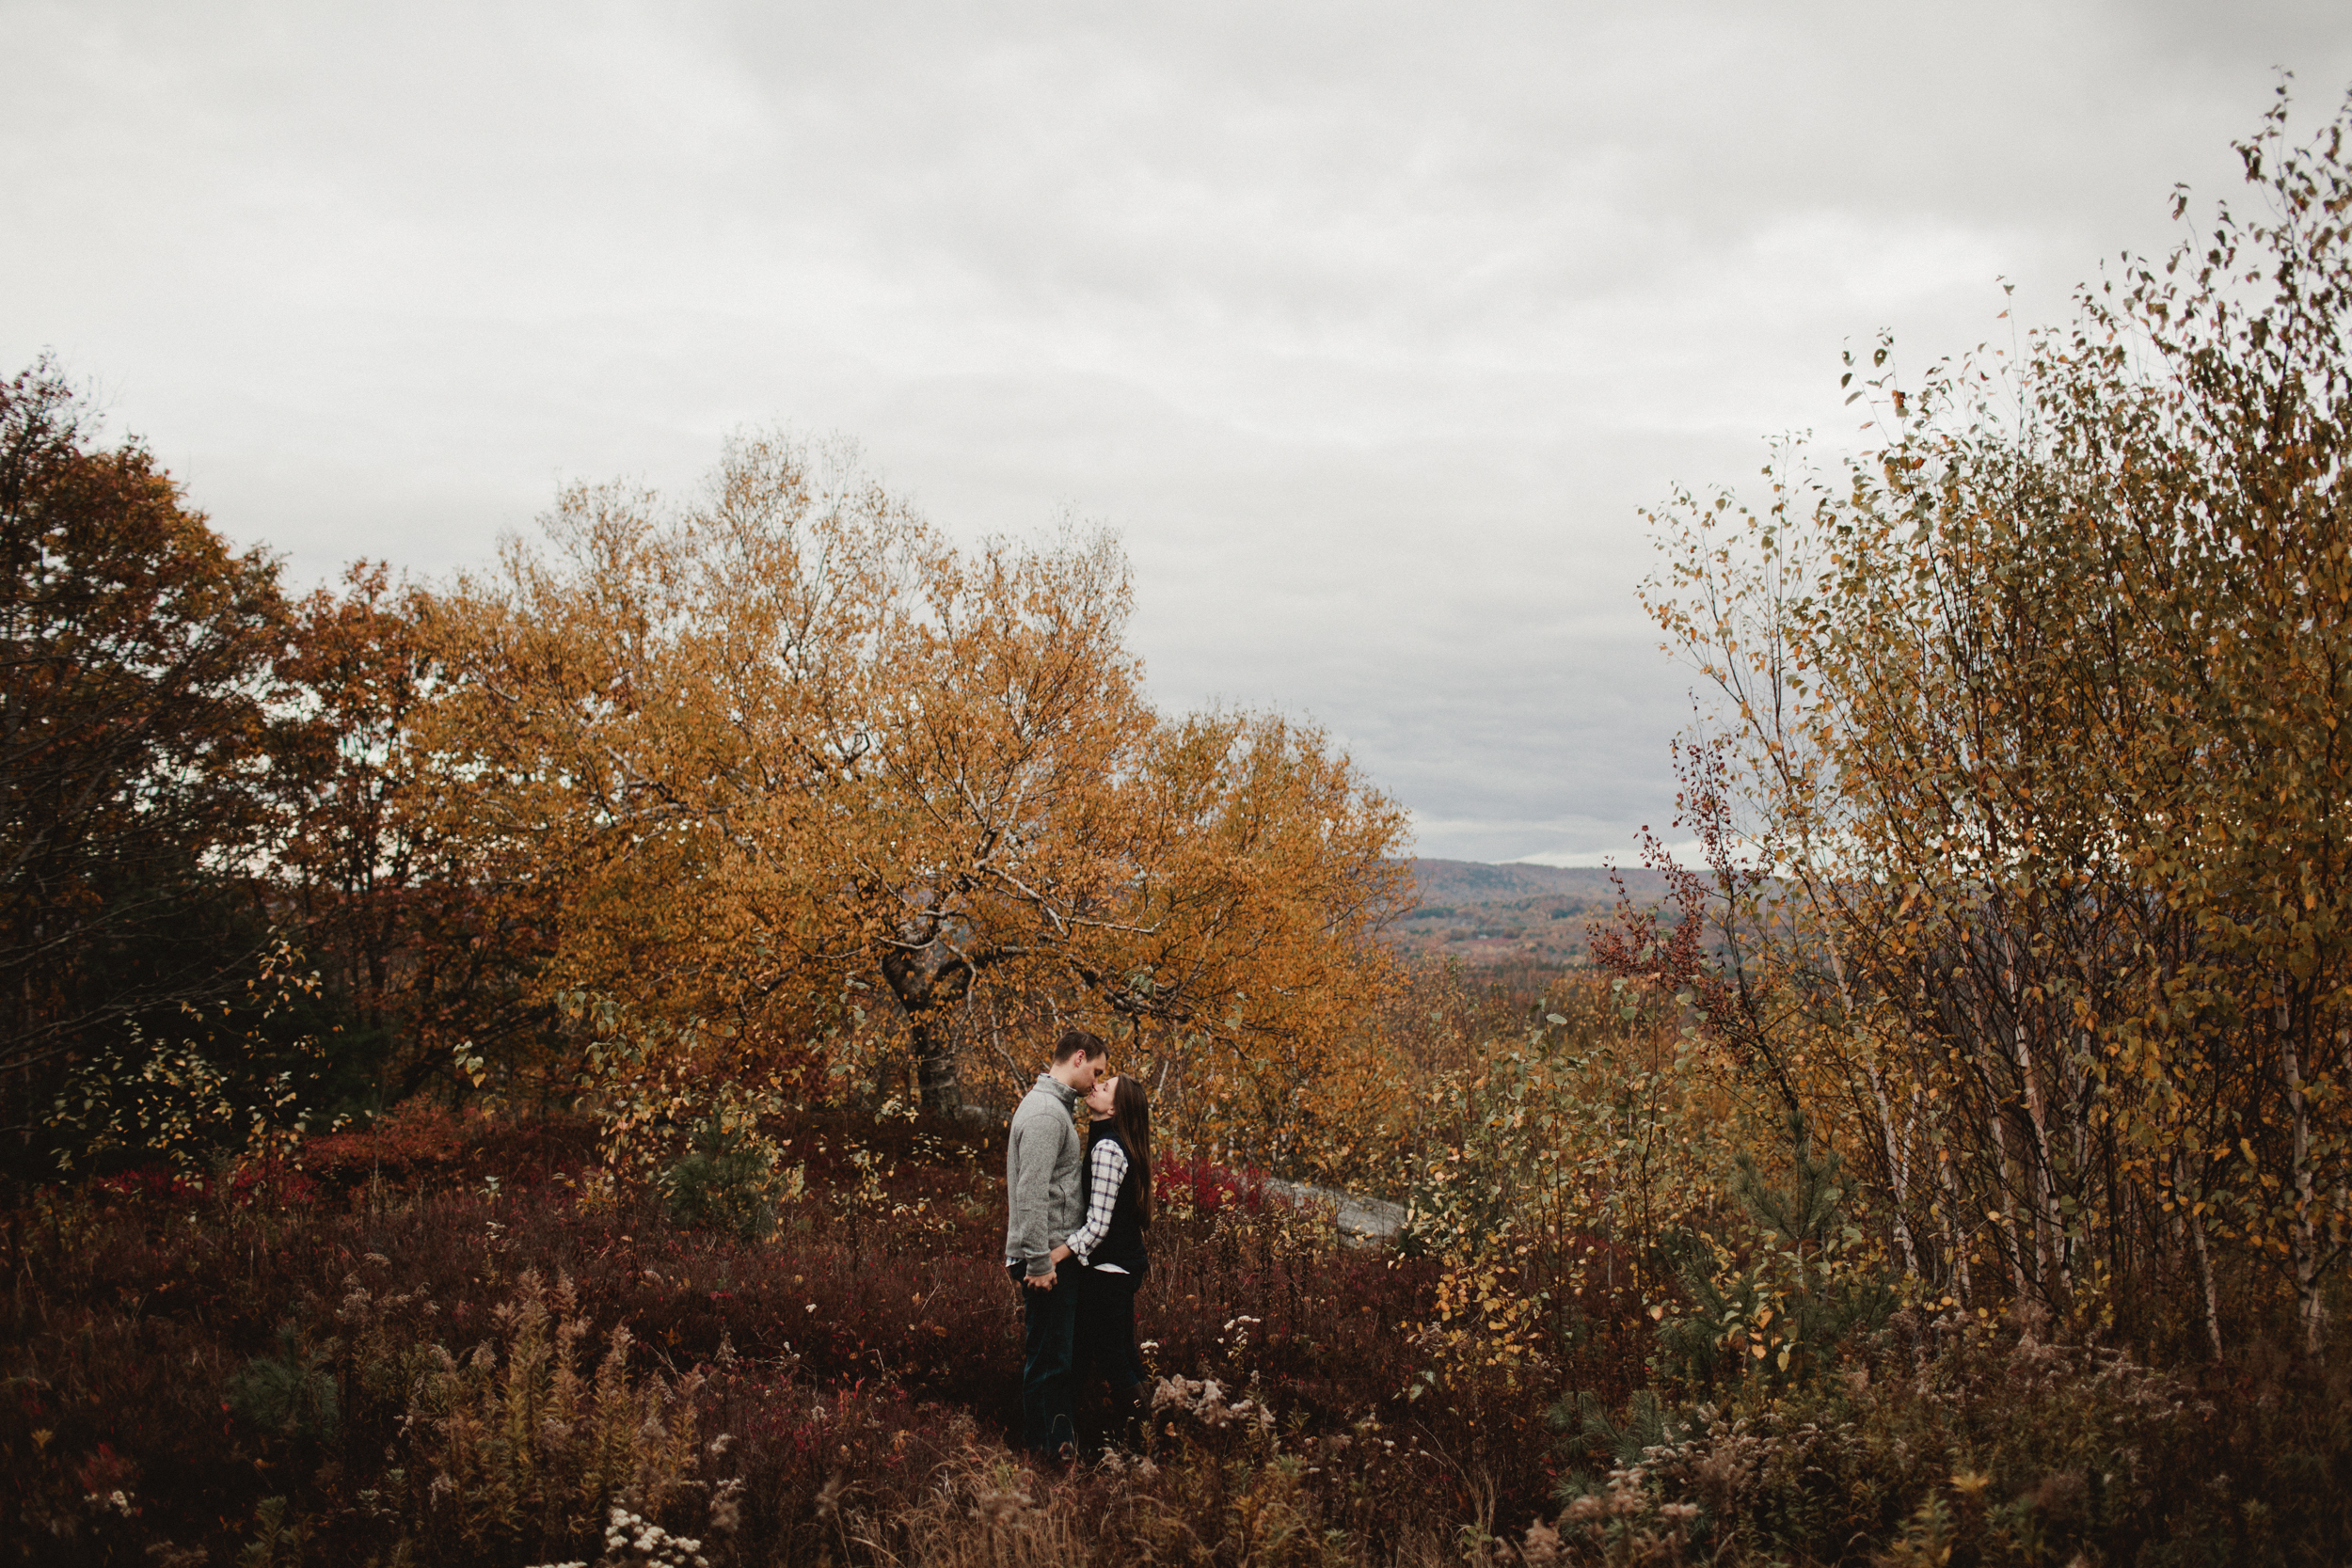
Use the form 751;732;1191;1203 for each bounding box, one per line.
226;1325;341;1445
1653;1124;1895;1392
661;1114;800;1243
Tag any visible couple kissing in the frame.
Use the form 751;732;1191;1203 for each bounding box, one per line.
1001;1029;1152;1461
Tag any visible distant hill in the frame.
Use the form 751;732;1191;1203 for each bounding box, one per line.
1385;858;1669;965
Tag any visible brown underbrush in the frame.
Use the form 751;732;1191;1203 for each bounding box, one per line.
3;1108;2347;1565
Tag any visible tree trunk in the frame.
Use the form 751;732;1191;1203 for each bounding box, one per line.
2174;1149;2224;1362
2279;983;2325;1355
911;1013;961;1113
2015;1018;2067;1303
1862;1060;1922;1276
1989;1098;2028;1303
879;932;978;1116
1937;1137;1972;1309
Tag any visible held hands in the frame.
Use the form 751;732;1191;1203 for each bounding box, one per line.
1024;1243;1074;1289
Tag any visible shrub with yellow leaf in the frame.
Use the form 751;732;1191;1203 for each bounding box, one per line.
1642;85;2352;1357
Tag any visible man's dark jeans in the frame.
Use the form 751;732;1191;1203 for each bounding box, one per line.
1014;1259;1078;1456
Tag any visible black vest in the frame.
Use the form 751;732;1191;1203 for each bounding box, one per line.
1083;1124;1150;1276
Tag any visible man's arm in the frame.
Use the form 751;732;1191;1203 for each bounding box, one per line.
1006;1117;1057;1278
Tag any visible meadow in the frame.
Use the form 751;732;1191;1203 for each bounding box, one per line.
7;1088;2348;1567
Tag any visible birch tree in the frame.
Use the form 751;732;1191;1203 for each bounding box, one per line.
1644;86;2352;1354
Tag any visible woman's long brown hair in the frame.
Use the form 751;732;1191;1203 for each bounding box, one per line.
1102;1074;1152;1228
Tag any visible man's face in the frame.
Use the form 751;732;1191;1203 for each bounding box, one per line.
1076;1050;1103;1091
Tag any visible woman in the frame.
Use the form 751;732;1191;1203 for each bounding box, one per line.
1065;1072;1152;1450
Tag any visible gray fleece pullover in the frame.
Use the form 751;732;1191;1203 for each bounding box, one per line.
1004;1073;1084;1277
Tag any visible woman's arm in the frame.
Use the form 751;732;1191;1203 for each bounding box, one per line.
1063;1139;1131;1262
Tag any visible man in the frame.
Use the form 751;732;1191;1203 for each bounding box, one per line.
1003;1027;1104;1458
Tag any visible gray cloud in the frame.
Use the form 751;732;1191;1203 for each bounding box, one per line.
6;0;2347;860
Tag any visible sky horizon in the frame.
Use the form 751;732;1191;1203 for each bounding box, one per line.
8;2;2348;865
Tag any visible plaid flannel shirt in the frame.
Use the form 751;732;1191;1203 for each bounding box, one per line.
1063;1137;1131;1266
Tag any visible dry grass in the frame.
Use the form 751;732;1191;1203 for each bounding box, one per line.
4;1106;2348;1564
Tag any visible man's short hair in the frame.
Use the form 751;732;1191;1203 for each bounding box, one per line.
1052;1028;1106;1065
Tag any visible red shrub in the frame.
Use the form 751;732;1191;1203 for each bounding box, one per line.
92;1167;211;1201
90;1161;319;1207
227;1158;318;1207
1154;1152;1267;1213
297;1101;467;1188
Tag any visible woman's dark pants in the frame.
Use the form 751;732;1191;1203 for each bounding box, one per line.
1075;1266;1147;1393
1016;1259;1079;1456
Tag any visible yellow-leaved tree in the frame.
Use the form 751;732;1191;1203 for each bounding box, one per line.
416;434;1409;1152
1643;86;2352;1354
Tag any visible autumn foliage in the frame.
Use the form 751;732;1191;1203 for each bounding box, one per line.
411;434;1410;1152
11;1105;2352;1566
1;388;1408;1179
11;82;2352;1568
0;360;294;1156
1640;86;2352;1359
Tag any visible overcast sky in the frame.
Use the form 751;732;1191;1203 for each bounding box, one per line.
7;2;2347;863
